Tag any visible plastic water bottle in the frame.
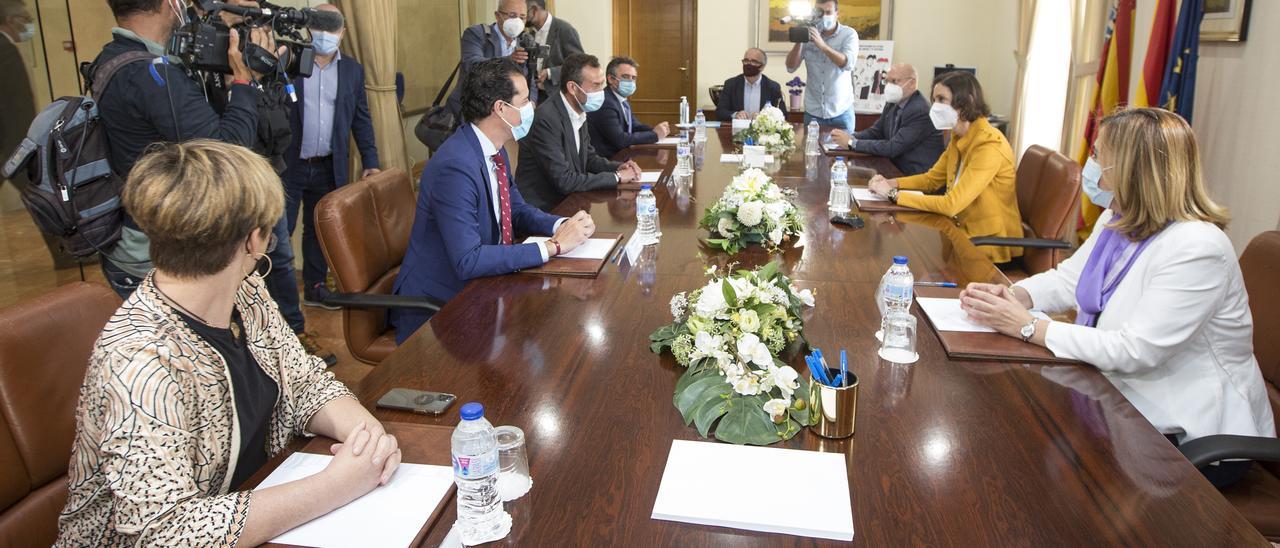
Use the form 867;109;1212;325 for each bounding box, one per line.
879;256;915;317
637;185;661;244
806;121;821;156
452;402;504;544
694;110;707;142
675;131;692;178
828;159;850;216
679;96;690;126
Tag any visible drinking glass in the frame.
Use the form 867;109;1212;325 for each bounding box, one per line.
493;425;531;502
878;311;918;364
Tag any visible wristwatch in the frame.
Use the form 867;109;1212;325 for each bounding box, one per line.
887;188;900;203
614;172;621;184
1020;320;1038;342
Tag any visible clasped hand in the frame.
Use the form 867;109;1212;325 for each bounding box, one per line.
958;283;1035;337
551;210;597;254
323;422;401;500
616;160;643;183
867;174;896;197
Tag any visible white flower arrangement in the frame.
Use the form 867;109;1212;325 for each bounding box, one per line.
733;106;796;152
699;168;804;254
650;261;817;445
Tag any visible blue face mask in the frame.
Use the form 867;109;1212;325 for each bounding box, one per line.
617;79;637;98
581;88;606;113
312;32;341;55
1082;158;1113;209
502;101;536;141
821;14;838;31
17;22;35;42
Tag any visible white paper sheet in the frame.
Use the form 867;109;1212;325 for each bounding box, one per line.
850;187;922;203
257;453;454;548
719;154;775;164
651;440;854;541
639;171;663;183
824;142;844;151
524;236;617;260
731;118;752;131
917;297;1051;333
656;137;682;145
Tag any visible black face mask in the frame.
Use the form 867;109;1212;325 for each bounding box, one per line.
743;64;762;78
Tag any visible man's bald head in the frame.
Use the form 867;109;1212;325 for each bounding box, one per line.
498;0;527;14
314;3;344;29
744;47;768;66
887;63;918;97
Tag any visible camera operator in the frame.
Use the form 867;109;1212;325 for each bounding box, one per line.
784;0;859;130
94;0;336;365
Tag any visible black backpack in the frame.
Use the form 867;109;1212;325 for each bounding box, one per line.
1;51;155;259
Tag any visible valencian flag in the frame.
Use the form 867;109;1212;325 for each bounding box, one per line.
1159;0;1205;122
1076;0;1134;241
1135;0;1177;107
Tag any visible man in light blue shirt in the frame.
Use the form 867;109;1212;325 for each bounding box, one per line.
785;0;859;130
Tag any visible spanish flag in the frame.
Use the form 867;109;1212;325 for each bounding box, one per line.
1076;0;1134;241
1135;0;1177;108
1159;0;1205;122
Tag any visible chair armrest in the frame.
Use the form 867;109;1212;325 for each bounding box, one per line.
970;237;1073;250
1178;434;1280;468
324;292;444;312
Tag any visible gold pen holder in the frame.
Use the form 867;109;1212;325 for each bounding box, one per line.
808;371;859;439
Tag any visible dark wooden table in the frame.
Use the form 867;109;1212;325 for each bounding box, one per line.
356;127;1266;546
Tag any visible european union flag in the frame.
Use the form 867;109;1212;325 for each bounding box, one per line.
1159;0;1205;122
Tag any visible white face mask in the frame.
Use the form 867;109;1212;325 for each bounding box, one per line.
929;102;959;130
501;17;525;39
882;83;904;104
17;22;34;42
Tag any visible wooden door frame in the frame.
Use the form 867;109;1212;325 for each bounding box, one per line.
610;0;697;121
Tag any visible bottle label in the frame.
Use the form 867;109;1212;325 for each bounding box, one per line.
883;283;913;303
453;451;498;478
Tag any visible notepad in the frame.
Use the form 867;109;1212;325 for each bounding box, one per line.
257;453;454;548
720;154;775;164
523;236;619;260
652;440;854;541
917;297;1051;333
639;171;663;183
851;187;922;202
656;137;682;145
731;118;752;131
824;142;844;151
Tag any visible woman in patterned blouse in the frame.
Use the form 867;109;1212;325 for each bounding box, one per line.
57;140;401;546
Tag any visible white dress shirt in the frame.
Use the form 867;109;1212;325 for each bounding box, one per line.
743;76;762;115
560;91;587;153
1016;210;1276;443
535;14;553;72
470;124;563;262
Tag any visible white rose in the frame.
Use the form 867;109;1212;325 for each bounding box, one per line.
691;331;723;361
716;217;736;236
728;276;755;302
695;285;728;317
771;366;800;398
737;201;765;227
735;333;774;367
760;134;781;147
762;398;789;421
769;227;784;245
737;309;761;333
764;202;787;223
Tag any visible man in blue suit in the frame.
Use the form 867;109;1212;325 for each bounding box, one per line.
587;57;670;159
445;0;537;120
283;4;381;307
715;48;784;121
392;58;597;344
830;64;943;176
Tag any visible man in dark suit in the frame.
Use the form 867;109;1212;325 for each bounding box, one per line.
526;0;583;103
283;4;380;307
446;0;536;120
392;58;596;344
831;64;944;176
517;53;641;212
715;48;784;121
587;57;671;159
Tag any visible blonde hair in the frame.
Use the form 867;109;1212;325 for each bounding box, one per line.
123;140;283;278
1098;108;1229;240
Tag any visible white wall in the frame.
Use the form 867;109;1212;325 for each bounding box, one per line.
555;0;612;60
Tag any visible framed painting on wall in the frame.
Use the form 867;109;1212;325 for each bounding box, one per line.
756;0;893;52
1201;0;1251;42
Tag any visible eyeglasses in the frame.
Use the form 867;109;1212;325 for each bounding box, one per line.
613;74;637;82
265;233;277;255
497;10;527;20
741;59;764;66
886;76;915;85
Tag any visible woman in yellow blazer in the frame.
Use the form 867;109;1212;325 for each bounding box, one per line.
868;71;1023;264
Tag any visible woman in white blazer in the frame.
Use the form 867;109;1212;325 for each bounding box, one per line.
959;108;1275;489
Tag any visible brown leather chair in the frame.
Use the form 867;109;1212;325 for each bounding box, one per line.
0;282;121;546
314;168;442;365
1180;231;1280;540
709;85;724;108
972;144;1081;279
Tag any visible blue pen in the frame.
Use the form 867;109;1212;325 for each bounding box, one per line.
805;355;825;386
809;354;831;386
839;350;848;387
915;281;958;288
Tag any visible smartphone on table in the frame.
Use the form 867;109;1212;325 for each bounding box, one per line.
376;388;457;415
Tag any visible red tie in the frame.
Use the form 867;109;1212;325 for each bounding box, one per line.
492;152;514;245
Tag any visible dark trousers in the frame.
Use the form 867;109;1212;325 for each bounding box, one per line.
283;158;337;290
265;213;307;333
1165;434;1252;489
100;257;141;300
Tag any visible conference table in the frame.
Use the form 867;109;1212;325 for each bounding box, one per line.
356;127;1266;546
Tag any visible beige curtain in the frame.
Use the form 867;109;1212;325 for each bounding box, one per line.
338;0;412;175
1007;0;1038;158
1060;0;1110;158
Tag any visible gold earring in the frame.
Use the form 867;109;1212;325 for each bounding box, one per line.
243;252;273;279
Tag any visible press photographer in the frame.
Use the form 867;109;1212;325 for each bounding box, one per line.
783;0;858;130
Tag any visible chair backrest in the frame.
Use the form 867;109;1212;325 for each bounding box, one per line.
1015;145;1081;276
0;282;120;546
315;168;416;362
1240;231;1280;419
709;85;724;108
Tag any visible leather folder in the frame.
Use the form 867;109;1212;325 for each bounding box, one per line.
914;286;1082;365
520;231;624;279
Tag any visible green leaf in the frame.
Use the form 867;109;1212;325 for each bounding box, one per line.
759;260;780;282
650;340;671;354
674;361;710;395
649;323;680;342
691;395;729;437
789;377;814;426
714;395;781;445
721;279;738;307
674;375;733;424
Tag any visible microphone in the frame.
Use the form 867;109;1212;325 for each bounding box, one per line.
198;2;345;32
298;9;345;32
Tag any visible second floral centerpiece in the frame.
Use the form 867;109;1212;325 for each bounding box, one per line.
699;167;804;254
732;105;796;152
